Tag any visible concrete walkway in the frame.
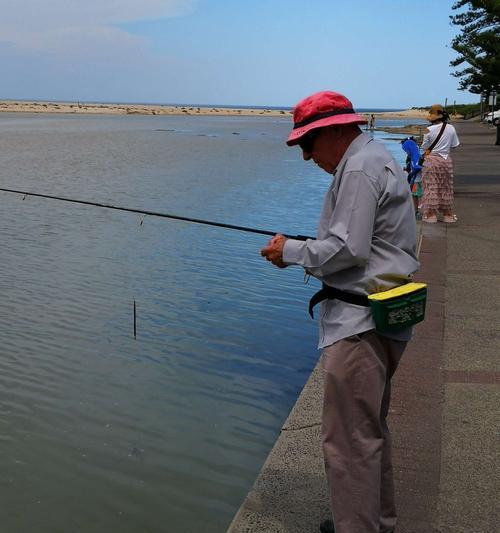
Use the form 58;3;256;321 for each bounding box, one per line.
227;121;499;533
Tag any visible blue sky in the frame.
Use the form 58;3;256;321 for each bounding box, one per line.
0;0;479;108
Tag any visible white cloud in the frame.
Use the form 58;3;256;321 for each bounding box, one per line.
0;0;202;102
0;0;196;52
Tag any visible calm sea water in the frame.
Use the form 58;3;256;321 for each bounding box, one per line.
0;112;424;533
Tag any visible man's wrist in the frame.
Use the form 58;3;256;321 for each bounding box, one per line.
283;238;305;265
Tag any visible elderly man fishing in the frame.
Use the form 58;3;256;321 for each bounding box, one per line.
261;91;420;533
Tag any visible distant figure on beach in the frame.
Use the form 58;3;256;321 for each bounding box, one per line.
369;113;375;130
420;104;460;223
260;90;419;533
401;136;423;218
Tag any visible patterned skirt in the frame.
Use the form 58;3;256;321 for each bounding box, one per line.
421;154;455;213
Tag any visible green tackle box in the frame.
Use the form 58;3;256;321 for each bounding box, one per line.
367;282;427;333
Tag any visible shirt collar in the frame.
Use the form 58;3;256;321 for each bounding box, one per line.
333;133;373;176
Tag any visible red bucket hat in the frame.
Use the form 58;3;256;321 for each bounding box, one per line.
286;91;367;146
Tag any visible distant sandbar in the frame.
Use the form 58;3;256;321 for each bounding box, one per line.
0;100;292;117
0;100;432;120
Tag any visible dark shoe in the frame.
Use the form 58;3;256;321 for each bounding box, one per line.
319;519;335;533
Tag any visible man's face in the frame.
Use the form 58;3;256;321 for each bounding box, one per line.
299;127;345;174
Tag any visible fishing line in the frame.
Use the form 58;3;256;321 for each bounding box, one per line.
0;187;313;241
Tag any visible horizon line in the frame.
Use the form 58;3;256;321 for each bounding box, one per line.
0;97;417;112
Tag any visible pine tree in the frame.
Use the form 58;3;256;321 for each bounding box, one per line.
450;0;500;94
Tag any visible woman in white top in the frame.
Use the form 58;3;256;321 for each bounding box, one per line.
420;104;460;223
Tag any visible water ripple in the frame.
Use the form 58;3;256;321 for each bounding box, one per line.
0;113;412;532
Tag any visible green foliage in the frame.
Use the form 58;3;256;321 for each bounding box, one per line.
411;103;481;113
450;0;500;94
452;103;481;115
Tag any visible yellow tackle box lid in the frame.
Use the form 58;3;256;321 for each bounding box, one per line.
367;282;427;302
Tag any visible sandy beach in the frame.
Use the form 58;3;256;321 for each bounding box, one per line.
371;108;430;120
0;100;432;120
0;100;436;139
0;100;291;117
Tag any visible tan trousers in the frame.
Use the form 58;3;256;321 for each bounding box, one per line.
321;330;407;533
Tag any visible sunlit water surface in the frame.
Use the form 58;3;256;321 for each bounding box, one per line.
0;112;423;532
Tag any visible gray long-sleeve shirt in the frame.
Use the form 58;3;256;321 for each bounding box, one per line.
283;133;419;348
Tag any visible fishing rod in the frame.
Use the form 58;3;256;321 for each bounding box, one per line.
0;187;314;241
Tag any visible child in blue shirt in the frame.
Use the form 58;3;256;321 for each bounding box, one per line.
401;137;423;219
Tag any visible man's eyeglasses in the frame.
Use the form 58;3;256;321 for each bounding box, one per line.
298;129;320;153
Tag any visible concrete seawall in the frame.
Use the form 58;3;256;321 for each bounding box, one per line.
227;121;499;533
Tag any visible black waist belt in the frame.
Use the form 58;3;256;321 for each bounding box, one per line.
309;283;370;318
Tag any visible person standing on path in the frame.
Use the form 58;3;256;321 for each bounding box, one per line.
401;136;423;218
420;104;460;223
260;91;419;533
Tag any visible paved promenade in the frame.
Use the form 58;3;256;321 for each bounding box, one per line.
227;121;499;533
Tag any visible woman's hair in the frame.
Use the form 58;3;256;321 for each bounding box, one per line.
433;109;449;123
429;104;449;123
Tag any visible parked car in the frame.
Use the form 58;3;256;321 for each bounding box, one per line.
483;110;499;125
